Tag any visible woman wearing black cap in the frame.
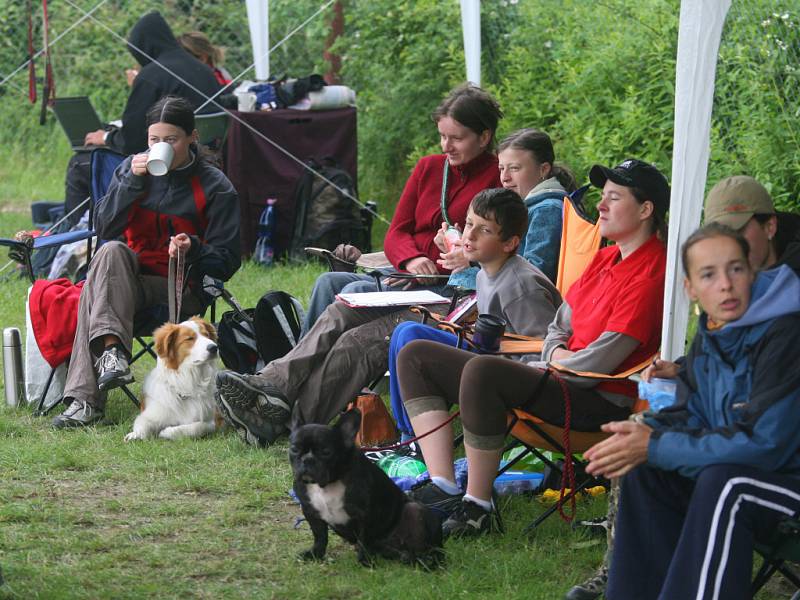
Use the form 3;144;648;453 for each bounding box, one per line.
397;158;670;539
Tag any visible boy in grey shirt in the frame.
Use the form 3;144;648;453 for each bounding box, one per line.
389;187;563;435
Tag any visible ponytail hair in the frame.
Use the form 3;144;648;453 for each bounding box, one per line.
146;96;220;166
498;128;577;192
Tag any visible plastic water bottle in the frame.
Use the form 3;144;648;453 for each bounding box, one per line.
493;470;544;496
377;453;428;477
255;198;276;267
638;378;678;412
443;226;461;252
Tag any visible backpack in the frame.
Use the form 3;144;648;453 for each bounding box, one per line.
288;158;368;261
217;308;262;374
217;291;304;374
253;290;304;364
347;393;398;447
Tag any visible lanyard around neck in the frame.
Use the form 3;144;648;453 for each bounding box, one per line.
440;157;452;226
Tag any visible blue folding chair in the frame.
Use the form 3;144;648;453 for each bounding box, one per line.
0;148;125;283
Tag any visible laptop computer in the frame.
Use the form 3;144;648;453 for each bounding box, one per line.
52;96;104;151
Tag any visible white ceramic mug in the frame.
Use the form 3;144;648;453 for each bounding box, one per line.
236;91;257;112
146;142;175;176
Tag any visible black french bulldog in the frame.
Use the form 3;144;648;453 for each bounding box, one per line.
289;409;444;568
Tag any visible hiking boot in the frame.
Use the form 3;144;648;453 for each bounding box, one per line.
215;371;291;447
563;567;608;600
407;481;463;518
442;498;502;538
52;398;104;429
95;346;133;391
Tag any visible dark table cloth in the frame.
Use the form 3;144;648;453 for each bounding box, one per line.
224;107;357;257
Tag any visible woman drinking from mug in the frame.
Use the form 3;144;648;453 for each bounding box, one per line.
52;95;241;429
400;159;670;538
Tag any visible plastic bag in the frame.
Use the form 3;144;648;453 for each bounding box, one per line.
25;286;65;407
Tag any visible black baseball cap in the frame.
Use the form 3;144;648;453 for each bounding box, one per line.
589;159;671;218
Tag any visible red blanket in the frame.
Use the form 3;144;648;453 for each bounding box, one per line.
29;278;84;368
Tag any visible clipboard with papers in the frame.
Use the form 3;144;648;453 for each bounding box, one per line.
336;290;451;308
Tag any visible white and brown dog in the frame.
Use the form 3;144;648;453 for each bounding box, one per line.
124;317;223;441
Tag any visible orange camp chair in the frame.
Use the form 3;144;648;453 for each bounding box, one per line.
417;184;658;530
501;360;652;532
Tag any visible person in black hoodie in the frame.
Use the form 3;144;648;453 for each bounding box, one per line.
63;11;223;224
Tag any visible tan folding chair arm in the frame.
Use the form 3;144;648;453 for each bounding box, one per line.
496;338;544;355
409;305;448;325
355;251;392;270
436;321;466;337
305;247;358;273
548;355;656;381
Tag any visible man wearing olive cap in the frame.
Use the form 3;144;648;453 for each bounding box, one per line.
705;175;800;273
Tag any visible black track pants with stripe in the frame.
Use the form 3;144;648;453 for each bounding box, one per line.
607;463;800;600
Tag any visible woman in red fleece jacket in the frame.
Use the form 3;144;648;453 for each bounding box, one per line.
304;83;503;329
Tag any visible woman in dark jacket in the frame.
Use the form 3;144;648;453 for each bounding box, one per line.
53;96;240;429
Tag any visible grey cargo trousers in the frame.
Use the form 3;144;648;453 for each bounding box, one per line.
257;300;444;427
63;241;203;409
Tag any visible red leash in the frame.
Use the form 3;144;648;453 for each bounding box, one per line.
359;410;461;453
39;0;55;124
551;369;577;522
27;0;36;103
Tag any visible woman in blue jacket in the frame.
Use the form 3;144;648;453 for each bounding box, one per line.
496;128;576;282
585;223;800;599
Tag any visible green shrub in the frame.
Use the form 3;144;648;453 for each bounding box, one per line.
1;0;797;216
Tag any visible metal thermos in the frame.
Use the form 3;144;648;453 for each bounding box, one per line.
3;327;24;407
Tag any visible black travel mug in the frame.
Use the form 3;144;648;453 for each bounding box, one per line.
472;314;506;353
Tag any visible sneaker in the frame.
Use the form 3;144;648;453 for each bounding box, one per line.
52;398;104;429
563;568;607;600
96;346;133;391
442;498;501;538
406;480;463;518
572;515;609;538
215;371;292;447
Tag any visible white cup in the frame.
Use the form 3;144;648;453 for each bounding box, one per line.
146;142;175;176
236;91;257;112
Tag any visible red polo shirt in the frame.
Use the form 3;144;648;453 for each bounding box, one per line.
383;152;500;271
565;234;666;398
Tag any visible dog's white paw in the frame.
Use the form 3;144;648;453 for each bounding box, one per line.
158;426;179;440
124;431;143;442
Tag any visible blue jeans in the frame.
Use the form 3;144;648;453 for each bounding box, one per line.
388;321;467;435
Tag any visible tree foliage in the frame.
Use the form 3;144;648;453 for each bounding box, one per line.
0;0;797;214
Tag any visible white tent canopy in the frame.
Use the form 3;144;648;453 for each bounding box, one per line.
460;0;481;86
246;0;270;80
662;0;731;359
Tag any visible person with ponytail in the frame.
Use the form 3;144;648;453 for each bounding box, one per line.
497;128;576;282
52;95;240;429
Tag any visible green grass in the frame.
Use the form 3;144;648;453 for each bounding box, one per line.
0;212;792;599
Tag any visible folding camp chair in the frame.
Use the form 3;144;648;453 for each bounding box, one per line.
752;514;800;596
0;148;124;282
499;361;652;532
